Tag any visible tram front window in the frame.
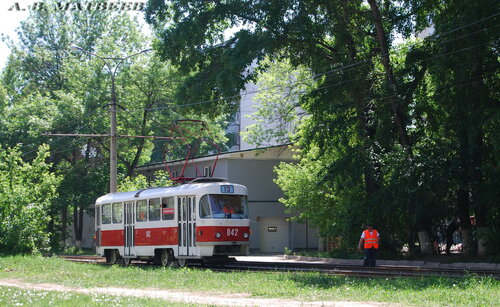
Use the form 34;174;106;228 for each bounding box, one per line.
200;194;248;219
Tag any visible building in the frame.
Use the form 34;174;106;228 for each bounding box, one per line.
135;145;319;252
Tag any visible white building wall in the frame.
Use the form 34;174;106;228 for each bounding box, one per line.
239;81;260;150
227;159;289;250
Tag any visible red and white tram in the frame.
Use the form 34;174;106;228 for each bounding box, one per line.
94;178;250;266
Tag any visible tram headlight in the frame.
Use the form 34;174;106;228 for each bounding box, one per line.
215;232;221;238
243;232;249;239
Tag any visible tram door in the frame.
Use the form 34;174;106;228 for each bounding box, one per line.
124;201;135;256
178;196;197;256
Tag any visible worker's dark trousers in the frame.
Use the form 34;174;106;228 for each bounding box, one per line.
363;248;377;267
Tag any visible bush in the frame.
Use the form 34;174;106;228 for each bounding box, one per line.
0;145;60;254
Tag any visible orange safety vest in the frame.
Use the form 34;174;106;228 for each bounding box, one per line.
223;207;234;214
363;229;379;249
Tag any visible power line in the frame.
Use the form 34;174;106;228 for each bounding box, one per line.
115;21;497;116
13;12;498;159
116;35;494;118
429;12;500;39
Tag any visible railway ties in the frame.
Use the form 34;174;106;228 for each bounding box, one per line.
221;261;500;279
59;255;500;279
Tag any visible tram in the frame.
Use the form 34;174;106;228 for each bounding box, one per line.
94;178;250;266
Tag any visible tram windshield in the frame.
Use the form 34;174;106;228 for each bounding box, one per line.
199;194;248;219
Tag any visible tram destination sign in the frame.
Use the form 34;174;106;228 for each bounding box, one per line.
220;185;234;193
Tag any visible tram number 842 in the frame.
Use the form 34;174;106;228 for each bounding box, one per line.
227;228;239;237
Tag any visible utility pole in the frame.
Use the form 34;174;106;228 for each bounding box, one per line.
69;45;152;193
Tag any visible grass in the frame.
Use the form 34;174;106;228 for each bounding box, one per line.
55;247;97;256
0;286;193;307
0;255;499;306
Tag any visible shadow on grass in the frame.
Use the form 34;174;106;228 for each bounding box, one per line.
287;272;497;291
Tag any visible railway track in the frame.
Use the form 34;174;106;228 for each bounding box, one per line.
59;255;500;279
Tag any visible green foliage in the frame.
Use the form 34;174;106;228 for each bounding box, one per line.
148;0;500;256
242;58;314;147
0;145;60;254
118;174;150;192
118;170;173;192
0;3;230;254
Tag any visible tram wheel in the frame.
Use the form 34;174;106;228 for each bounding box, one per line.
122;257;132;266
160;249;173;267
177;258;188;268
106;250;118;265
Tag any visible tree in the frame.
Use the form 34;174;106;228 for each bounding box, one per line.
0;145;60;254
414;0;500;255
0;2;231;252
147;0;500;256
146;0;422;253
242;58;313;147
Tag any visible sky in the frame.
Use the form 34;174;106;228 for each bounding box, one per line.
0;1;30;70
0;1;149;71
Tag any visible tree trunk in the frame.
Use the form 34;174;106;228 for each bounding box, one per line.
337;6;381;197
415;218;433;255
126;105;152;177
457;188;474;255
417;231;433;255
77;205;84;249
61;206;67;247
470;60;487;257
367;0;412;150
476;226;488;256
461;228;474;255
73;205;83;250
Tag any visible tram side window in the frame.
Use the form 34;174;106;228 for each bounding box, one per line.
161;197;175;220
102;204;111;224
112;202;123;223
149;198;161;221
136;200;147;222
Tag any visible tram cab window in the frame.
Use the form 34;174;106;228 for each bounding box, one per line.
102;204;111;224
112;202;123;223
161;197;175;220
136;200;147;222
149;198;161;221
199;195;248;219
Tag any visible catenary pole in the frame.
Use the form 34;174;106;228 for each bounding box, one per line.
70;44;151;193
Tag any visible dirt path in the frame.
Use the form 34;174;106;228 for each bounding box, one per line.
0;278;390;306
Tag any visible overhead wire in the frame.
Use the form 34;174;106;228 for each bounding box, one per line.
12;12;498;158
115;13;499;116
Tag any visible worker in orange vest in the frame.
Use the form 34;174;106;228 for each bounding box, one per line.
358;223;380;267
